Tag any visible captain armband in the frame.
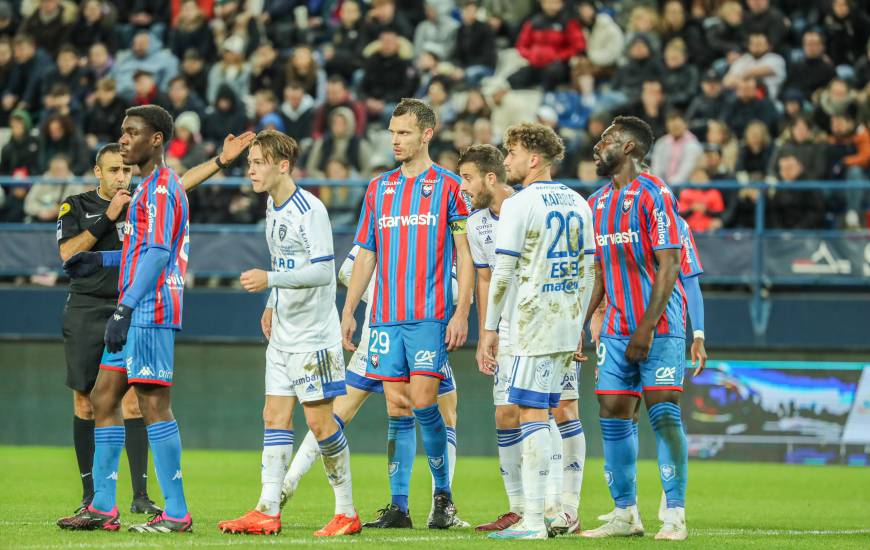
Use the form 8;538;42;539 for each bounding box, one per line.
450;219;467;235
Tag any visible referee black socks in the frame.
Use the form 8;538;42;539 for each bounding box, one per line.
73;416;95;501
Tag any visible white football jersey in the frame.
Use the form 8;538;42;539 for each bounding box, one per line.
467;208;513;336
493;182;595;356
266;188;341;352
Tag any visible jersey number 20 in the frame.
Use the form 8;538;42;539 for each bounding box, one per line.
546;211;583;259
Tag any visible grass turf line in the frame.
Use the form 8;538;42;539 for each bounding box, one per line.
1;446;868;549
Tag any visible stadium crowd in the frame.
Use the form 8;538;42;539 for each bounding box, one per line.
0;0;869;230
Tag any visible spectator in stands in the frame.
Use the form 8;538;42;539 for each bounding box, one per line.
311;76;366;140
414;0;458;59
132;70;161;106
180;48;209;101
259;0;301;49
721;76;779;137
359;28;418;123
24;154;88;222
425;75;457;126
0;37;11;123
41;83;84;128
679;169;725;232
20;0;73;57
456;87;491;126
70;0;116;55
3;34;51;114
38;113;90;175
813;78;857;134
651;110;704;185
84;77;129;150
253;89;279;124
620;79;668;138
661;38;699;110
160;75;206;119
211;0;260;57
482;0;535;44
169;0;216;64
40;44;87;106
822;0;870;68
768;153;826;229
782;31;836;101
625;5;661;55
250;41;286;99
472;117;494;146
0;2;15;41
454;0;497;87
507;0;585;91
0;109;39;178
724;32;786;98
706;1;745;61
202;85;249;158
84;42;114;92
112;31;180;101
826;111;870;229
285;44;326;105
207;35;251;105
856;39;870;89
0;181;27;221
608;35;663;107
736;120;773;181
706;119;739;173
686;69;727;138
166;111;207;173
660;0;710;69
362;0;414;44
120;0;170;41
744;0;788;53
542;65;597;141
768;116;827;181
482;77;531;141
701;143;735;180
305;107;372;178
576;1;624;75
279;80;315;141
324;0;366;83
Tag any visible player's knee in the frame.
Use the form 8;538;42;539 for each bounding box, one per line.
121;391;142;419
262;405;292;430
73;392;94;419
495;405;520;429
644;390;681;408
597;394;636;419
385;390;412;417
438;404;457;427
552;401;579;424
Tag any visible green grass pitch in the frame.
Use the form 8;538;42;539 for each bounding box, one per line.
2;446;868;548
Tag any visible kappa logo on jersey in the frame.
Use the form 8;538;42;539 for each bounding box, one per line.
428;456;444;469
422;183;434;197
378;213;437;229
155;185;168;195
414;350;436;369
171;470;183;480
596;230;640;246
655;366;677;384
383;186;395;195
660;464;675;481
139;366;155;377
278;224;287;241
107;471;118;480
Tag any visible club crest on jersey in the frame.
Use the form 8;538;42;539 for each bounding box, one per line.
370;354;379;369
422;183;434;197
279;224;287;241
622;197;633;212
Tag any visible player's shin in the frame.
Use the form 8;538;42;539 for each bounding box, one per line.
558;419;586;518
415;404;451;496
146;421;189;519
600;418;638;509
519;420;551;532
387;416;416;512
318;426;355;517
496;427;524;514
257;429;294;516
73;416;96;502
545;415;563;517
91;425;125;513
648;402;688;510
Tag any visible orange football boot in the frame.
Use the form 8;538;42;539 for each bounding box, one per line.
314;512;362;537
218;510;281;535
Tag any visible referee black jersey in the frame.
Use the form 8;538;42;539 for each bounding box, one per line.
57;190;125;298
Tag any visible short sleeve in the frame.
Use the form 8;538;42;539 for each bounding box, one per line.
446;177;469;223
57;198;80;244
581;200;596;257
353;179;378;251
493;197;525;258
467;219;488;268
144;170;179;250
679;221;704;279
644;186;681;251
300;200;335;263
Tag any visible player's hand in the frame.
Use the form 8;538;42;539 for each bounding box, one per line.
590;306;605;348
691;337;707;376
63;251;103;278
240;269;269;292
104;304;133;353
220;131;256;164
341;310;357;352
445;314;468;351
476;342;494;375
105;189;131;221
261;307;273;341
625;324;654;363
480;329;499;367
573;329;588;362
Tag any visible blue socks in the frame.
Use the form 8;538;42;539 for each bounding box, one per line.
91;425;125;513
600;418;637;508
415;404;450;497
147;420;188;519
387;416;415;512
648;402;688;508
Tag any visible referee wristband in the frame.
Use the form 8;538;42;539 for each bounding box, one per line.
87;215;114;239
693;330;705;340
215;155;229;170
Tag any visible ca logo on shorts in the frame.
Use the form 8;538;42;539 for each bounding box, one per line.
414;350;436;369
655;366;677;384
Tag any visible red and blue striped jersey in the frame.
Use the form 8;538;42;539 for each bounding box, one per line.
119;166;189;329
677;216;703;280
353;164;468;326
588;172;686;339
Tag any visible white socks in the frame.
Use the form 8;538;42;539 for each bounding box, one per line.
545;416;563;516
558;419;586;517
257;430;294;516
520;422;551;532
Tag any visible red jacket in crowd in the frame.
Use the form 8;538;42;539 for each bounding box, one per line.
515;13;586;68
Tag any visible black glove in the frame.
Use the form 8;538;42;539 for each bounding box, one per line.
63;251;103;278
105;304;133;353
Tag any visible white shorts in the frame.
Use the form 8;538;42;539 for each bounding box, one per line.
507;352;574;410
560;360;581;401
265;343;346;402
493;336;514;407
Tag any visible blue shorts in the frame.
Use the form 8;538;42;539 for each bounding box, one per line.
99;326;176;386
346;359;456;395
595;336;685;397
365;322;448;382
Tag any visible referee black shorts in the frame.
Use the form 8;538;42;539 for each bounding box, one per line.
63;293;117;393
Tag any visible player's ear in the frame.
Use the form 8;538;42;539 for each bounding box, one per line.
279;159;291;174
623;140;635;158
93;164;102;180
422;126;434;144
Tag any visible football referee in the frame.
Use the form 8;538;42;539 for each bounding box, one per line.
58;143;159;515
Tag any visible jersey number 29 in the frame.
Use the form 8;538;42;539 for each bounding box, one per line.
369;329;390;354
